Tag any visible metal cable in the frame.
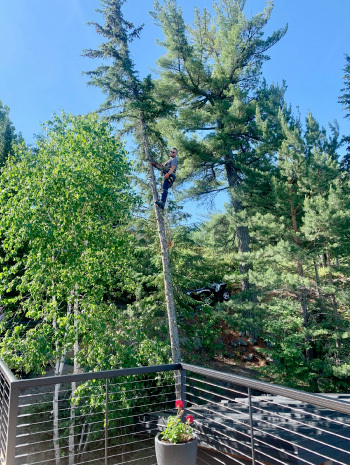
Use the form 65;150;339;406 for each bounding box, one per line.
19;382;174;409
185;382;250;410
186;392;251;431
187;404;253;461
16;406;172;437
107;436;154;450
107;444;154;460
187;376;249;398
17;388;174;418
108;453;156;465
189;381;350;460
249;400;350;457
199;446;248;465
258;396;350;432
247;408;349;465
107;398;174;416
16;415;105;431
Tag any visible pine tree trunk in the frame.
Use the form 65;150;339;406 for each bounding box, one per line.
313;258;322;299
225;162;256;299
290;204;312;361
326;251;338;318
140;117;181;370
326;251;339;355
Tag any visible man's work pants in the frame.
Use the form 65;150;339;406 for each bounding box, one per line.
161;174;176;204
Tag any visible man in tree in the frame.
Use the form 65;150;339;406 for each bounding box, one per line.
153;147;178;209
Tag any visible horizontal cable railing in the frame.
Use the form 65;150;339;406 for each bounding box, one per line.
11;365;180;465
182;363;350;465
0;359;350;465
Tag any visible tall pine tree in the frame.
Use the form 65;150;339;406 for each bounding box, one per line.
338;54;350;171
152;0;287;296
83;0;182;364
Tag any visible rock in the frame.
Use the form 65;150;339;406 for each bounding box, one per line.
240;348;246;353
266;356;273;364
243;354;254;362
230;341;237;348
236;338;248;346
225;351;236;359
248;337;257;345
266;341;273;349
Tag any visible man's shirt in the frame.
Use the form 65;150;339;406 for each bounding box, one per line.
164;156;178;173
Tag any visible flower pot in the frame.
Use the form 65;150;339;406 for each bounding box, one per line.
155;432;198;465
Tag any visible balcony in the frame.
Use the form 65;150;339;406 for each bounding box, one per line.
0;359;350;465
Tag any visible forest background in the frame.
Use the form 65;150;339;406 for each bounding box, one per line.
1;0;350;393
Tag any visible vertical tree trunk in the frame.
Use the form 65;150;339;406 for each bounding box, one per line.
326;251;338;318
326;250;339;356
290;204;312;361
140;117;181;368
69;285;79;465
53;297;67;465
313;258;322;299
224;163;256;299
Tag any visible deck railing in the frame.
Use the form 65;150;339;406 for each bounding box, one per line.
0;359;349;465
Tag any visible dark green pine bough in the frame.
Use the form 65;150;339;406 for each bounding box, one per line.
151;0;288;299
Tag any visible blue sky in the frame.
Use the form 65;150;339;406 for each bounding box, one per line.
1;0;350;216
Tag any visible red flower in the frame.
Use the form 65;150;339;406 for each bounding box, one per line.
175;399;184;409
186;415;194;424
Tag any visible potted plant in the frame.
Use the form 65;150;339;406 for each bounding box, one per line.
155;399;197;465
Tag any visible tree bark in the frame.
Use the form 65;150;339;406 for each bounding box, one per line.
140;117;181;368
326;251;339;355
225;162;256;300
290;203;312;361
53;298;66;465
326;251;338;318
313;258;322;299
69;287;79;465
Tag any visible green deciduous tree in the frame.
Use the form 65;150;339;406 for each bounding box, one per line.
0;112;137;373
0;112;139;462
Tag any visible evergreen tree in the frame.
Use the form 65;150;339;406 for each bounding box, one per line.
338;54;350;171
236;105;350;390
152;0;287;296
0;100;21;169
83;0;182;364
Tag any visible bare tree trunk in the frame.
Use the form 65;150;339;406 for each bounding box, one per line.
326;251;338;318
69;286;79;465
290;204;312;362
77;419;92;460
313;258;322;299
53;297;67;465
140;117;181;372
326;251;339;356
224;163;255;297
